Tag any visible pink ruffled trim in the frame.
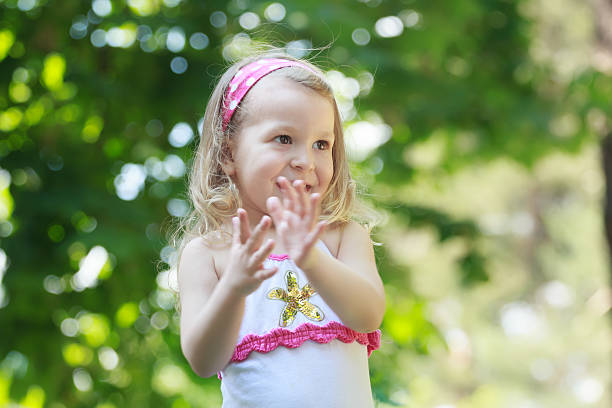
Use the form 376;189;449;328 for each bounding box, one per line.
268;253;289;261
218;322;380;379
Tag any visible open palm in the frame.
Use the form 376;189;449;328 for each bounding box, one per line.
266;177;327;270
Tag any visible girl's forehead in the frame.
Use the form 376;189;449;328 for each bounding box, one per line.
241;75;335;122
246;75;316;100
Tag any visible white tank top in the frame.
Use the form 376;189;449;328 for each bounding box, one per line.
218;240;381;408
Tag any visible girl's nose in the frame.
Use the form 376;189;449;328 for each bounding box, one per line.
290;149;315;172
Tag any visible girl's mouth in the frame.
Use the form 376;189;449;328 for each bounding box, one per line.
275;182;312;192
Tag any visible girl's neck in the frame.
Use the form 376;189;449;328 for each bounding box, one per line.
220;215;295;253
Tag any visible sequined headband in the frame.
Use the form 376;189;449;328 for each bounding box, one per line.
221;58;318;131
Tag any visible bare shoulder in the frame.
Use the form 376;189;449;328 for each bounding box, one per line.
320;222;343;258
321;220;373;260
179;236;217;279
336;220;373;260
177;237;219;325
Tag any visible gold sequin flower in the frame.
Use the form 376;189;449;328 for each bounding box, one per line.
267;270;325;327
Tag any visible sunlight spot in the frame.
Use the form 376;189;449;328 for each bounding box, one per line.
572;376;603;404
285;40;311;58
151;311;169;330
92;0;112;17
500;302;545;338
17;0;37;12
42;54;65;91
127;0;161;16
167;198;188;217
189;32;209;50
239;12;260;30
98;347;119;370
222;33;254;62
9;82;31;103
90;29;106;47
82;115;104;143
264;3;286;22
0;30;15;62
78;313;110;347
114;163;146;200
153;361;189;396
163;154;185;178
73;368;93;392
537;280;574;309
375;16;403;38
60;318;79;337
72;246;109;291
106;24;137;48
19;385;45;408
399;9;421;28
166;27;185;52
345;121;391;162
168;122;193;147
116;302;139;327
63;343;93;366
0;107;23;132
170;56;188;74
210;11;227;28
352;28;370;46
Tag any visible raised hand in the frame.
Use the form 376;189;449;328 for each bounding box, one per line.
222;208;278;296
266;176;327;270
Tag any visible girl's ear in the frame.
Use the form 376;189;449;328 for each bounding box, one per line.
220;142;236;176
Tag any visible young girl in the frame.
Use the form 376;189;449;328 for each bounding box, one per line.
173;50;385;407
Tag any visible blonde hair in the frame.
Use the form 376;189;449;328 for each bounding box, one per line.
165;49;382;292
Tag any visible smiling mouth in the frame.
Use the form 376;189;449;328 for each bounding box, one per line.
276;182;312;192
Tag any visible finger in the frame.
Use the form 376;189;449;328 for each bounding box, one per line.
266;196;284;228
302;192;319;228
254;266;278;281
301;183;312;220
279;177;295;213
303;192;318;226
292;180;305;217
283;209;298;230
250;238;275;267
238;208;250;244
286;179;300;215
304;220;328;249
310;193;322;226
231;216;241;247
278;220;289;238
246;216;271;253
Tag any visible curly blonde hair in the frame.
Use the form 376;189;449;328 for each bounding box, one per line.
164;49;382;291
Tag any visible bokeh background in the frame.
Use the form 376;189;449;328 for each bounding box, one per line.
1;0;611;407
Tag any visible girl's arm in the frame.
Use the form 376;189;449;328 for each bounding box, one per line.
179;213;277;377
301;221;385;333
178;238;246;378
267;177;385;333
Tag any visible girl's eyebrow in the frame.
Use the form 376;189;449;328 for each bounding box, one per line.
271;124;334;140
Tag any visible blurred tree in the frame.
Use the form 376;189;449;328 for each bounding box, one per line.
593;0;612;278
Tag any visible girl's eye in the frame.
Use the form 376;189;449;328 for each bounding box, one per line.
275;135;292;144
314;140;330;150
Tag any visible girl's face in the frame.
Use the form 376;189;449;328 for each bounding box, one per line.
223;75;335;226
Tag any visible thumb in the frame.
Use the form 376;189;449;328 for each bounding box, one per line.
254;266;278;281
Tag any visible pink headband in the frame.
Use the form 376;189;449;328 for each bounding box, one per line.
221;58;318;131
